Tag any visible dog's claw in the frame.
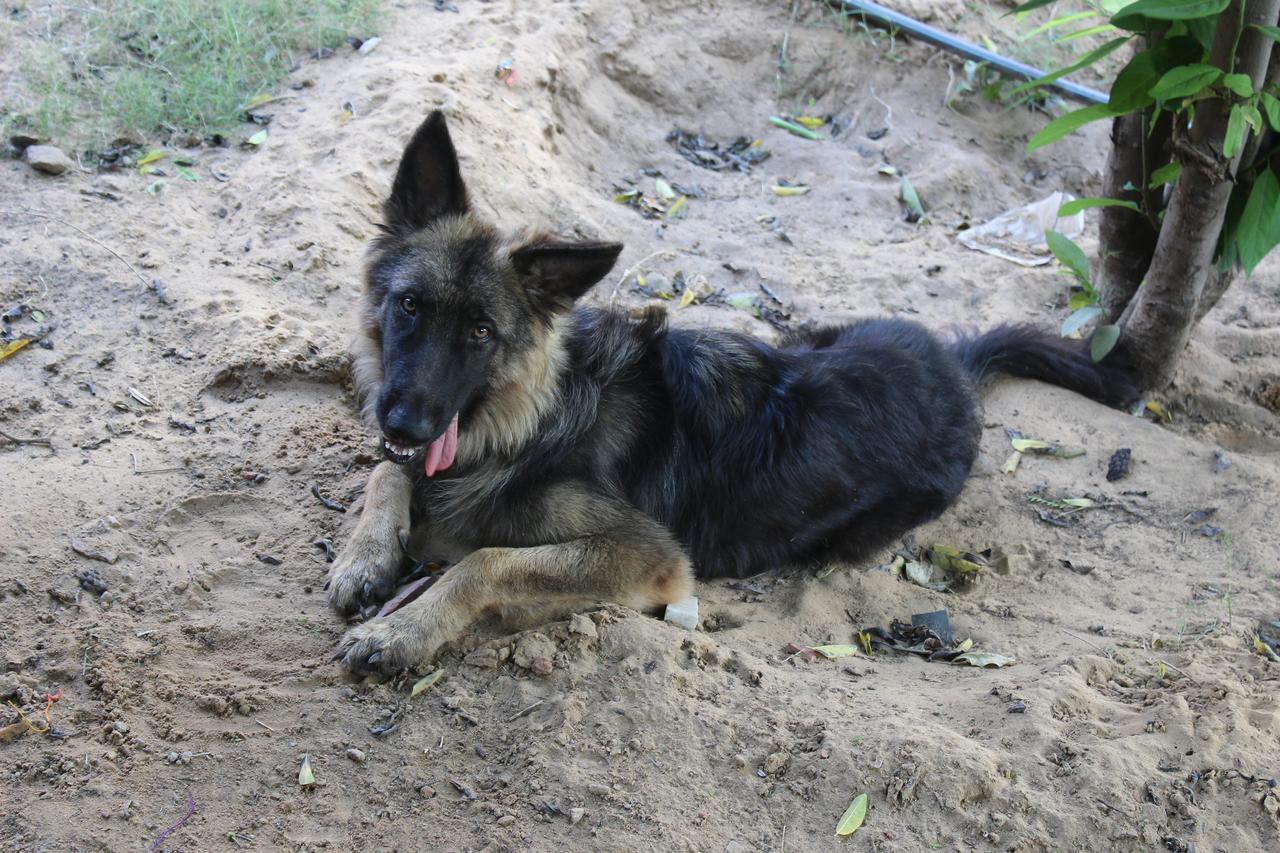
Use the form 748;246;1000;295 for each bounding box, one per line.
397;529;409;553
323;579;331;591
367;652;382;665
361;581;373;603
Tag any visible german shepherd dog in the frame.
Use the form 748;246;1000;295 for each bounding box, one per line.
327;111;1137;675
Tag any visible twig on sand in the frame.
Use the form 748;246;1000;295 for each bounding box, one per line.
608;250;676;302
254;719;276;733
1060;629;1112;657
0;429;52;448
507;700;543;721
149;789;196;851
2;208;151;289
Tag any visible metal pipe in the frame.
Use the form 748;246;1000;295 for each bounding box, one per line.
833;0;1109;105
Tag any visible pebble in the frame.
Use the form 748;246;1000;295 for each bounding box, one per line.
530;657;554;677
568;613;597;638
587;782;611;797
763;750;791;775
112;721;129;734
24;145;75;175
496;815;516;826
346;747;365;763
569;807;586;826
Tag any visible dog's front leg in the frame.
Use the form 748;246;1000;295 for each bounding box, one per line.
326;461;413;616
336;511;693;676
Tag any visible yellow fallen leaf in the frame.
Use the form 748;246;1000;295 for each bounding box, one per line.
812;644;860;659
247;129;268;147
835;792;868;836
245;92;276;109
654;178;676;200
666;195;688;218
857;630;872;655
298;754;316;786
1255;635;1280;662
410;669;445;697
1011;438;1050;453
678;288;696;309
339;109;353;124
1002;450;1023;475
771;184;811;196
795;116;825;130
137;149;166;167
1146;400;1171;422
0;338;31;363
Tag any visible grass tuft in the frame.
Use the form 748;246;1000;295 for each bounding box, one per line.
3;0;383;150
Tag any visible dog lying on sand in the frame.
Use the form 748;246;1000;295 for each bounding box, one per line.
326;111;1136;675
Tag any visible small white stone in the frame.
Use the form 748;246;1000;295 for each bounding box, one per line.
663;596;699;631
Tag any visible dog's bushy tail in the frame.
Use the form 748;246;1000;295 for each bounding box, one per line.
950;324;1140;408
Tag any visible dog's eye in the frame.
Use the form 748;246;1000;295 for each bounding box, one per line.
399;296;417;316
471;325;493;341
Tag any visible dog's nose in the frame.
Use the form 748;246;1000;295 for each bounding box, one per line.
382;400;434;446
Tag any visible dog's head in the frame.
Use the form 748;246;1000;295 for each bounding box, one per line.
357;111;622;473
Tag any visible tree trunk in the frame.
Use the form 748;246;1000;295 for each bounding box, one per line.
1119;0;1280;388
1098;107;1171;321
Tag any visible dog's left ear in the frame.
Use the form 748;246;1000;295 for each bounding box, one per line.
384;110;469;234
511;241;623;310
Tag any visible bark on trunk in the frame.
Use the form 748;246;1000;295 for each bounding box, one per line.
1098;108;1171;321
1119;0;1280;388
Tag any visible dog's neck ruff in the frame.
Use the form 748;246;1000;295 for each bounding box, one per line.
454;315;568;467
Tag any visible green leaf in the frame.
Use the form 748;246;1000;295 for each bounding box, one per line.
247;129;268;146
1045;230;1091;284
1223;103;1247;159
1009;0;1063;14
1062;305;1104;337
1025;11;1097;38
1107;49;1160;111
1058;197;1141;216
812;644;861;659
1068;290;1097;311
1090;324;1121;361
176;166;200;182
899;176;925;222
769;116;821;140
835;793;869;837
1150;64;1222;101
298;754;316;786
1221;73;1253;97
1237;168;1280;274
1260;92;1280;131
1184;15;1217;50
410;668;445;697
1027;103;1121;152
1055;24;1121;42
1009;37;1130;97
1149;161;1181;188
1112;0;1230;31
1251;24;1280;41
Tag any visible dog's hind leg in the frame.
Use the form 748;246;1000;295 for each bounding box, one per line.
326;462;413;616
335;500;692;676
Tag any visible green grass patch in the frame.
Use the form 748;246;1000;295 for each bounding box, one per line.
3;0;383;151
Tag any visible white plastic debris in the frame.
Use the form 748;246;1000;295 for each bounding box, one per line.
957;191;1085;267
663;596;699;631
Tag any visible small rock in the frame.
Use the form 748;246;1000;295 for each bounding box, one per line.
25;145;75;175
512;633;556;670
763;750;791;775
568;613;598;639
496;814;516;826
529;657;554;677
166;751;179;764
569;807;586;826
1212;449;1232;473
357;36;382;55
418;785;437;799
1106;448;1131;482
345;747;365;763
587;782;611;798
112;721;129;734
0;672;23;701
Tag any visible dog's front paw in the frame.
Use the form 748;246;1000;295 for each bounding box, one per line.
334;615;442;677
326;527;405;617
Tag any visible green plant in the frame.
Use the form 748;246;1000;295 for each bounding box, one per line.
1014;0;1280;388
4;0;382;150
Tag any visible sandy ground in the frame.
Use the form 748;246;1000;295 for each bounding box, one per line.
2;1;1280;850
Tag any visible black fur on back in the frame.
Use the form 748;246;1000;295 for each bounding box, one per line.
419;311;1136;580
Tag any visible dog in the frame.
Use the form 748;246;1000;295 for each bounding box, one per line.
326;111;1137;675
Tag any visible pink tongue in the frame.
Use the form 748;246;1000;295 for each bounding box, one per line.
424;413;459;477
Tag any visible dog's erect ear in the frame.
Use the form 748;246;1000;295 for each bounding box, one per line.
510;241;624;310
384;111;468;233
